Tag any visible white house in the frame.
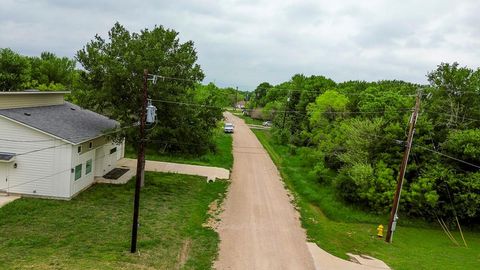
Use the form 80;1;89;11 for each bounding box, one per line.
0;91;125;199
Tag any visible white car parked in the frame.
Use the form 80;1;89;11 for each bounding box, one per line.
224;122;234;133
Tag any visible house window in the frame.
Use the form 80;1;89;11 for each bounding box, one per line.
77;146;82;153
89;142;93;149
86;159;92;175
110;147;117;154
74;164;82;180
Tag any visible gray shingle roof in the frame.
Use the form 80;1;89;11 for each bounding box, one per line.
0;102;118;144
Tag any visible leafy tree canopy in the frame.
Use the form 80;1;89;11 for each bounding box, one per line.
76;22;220;154
0;48;76;91
0;48;31;91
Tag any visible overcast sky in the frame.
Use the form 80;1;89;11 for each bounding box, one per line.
1;0;479;90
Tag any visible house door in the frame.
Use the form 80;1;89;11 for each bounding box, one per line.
105;147;117;173
94;148;106;177
0;164;8;192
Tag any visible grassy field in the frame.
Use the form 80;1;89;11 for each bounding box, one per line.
253;129;480;270
125;127;233;170
0;172;228;270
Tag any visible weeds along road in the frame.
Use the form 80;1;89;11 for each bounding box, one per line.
214;112;315;270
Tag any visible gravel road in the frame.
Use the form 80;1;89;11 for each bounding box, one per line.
214;112;315;270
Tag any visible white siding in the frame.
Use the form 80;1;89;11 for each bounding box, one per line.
0;163;7;190
0;92;65;109
94;147;106;177
70;140;124;196
70;146;95;196
117;139;125;161
0;117;71;198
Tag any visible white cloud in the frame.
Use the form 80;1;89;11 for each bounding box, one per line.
1;0;478;90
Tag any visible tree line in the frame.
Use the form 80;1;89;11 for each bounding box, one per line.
0;48;76;91
248;65;480;224
2;22;477;224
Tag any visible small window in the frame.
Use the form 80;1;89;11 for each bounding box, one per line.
89;142;93;149
110;147;117;154
74;164;82;180
86;159;92;175
77;146;82;153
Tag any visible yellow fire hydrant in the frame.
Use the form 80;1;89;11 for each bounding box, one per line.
377;224;384;238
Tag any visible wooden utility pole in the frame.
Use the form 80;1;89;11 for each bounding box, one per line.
131;69;148;253
234;86;238;111
282;96;290;129
386;93;421;243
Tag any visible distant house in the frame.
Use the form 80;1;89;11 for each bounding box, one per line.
235;100;246;109
0;91;124;199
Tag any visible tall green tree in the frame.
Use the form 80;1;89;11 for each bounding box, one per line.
0;48;31;91
29;52;76;88
76;22;220;154
427;62;480;130
253;82;272;107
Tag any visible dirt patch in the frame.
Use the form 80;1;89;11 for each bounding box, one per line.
203;197;225;231
176;239;192;269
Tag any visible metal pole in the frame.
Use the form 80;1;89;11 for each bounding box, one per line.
386;93;421;243
131;69;148;253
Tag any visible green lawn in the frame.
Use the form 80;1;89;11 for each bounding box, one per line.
229;111;264;125
125;127;233;170
253;129;480;270
0;172;228;269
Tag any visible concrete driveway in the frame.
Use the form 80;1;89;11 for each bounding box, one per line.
0;195;20;208
117;158;230;182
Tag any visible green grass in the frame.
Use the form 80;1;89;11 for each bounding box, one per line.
253;129;480;270
126;127;233;170
229;112;264;125
0;172;228;269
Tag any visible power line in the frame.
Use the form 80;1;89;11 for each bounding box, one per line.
150;99;222;109
420;110;480;122
1;125;136;154
414;144;480;169
150;98;414;115
257;85;480;97
0;167;72;191
16;143;71;156
147;73;198;84
257;86;420;97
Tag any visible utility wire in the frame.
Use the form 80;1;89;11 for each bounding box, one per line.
420;110;480;122
414;144;480;169
151;97;480;124
2;125;136;154
150;99;223;109
16;143;70;156
147;73;198;84
150;98;414;115
260;86;421;97
148;73;480;97
0;167;72;191
259;85;480;96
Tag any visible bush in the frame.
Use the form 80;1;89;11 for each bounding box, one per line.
335;161;396;213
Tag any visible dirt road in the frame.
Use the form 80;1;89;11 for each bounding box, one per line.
214;112;315;269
